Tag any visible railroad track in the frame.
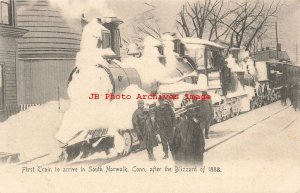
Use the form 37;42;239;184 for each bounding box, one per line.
66;104;296;166
18;104;296;166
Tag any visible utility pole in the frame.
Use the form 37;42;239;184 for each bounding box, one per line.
296;43;298;63
275;22;279;59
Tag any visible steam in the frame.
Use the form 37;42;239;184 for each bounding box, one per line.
49;0;115;20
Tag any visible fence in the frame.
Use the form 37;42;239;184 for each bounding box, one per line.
5;104;41;119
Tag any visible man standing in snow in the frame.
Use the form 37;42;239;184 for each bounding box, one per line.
280;85;288;106
292;84;300;111
132;100;146;142
140;104;159;161
220;61;231;97
173;108;205;166
194;91;214;139
155;98;176;159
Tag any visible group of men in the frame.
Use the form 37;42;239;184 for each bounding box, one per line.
132;92;214;166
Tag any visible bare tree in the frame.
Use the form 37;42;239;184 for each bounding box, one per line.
130;3;161;43
176;0;222;38
176;0;280;51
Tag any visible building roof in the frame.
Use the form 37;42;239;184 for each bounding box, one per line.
251;49;290;62
181;38;225;49
16;0;81;59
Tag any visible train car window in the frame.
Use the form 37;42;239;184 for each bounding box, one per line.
102;31;111;49
185;44;205;70
206;49;214;69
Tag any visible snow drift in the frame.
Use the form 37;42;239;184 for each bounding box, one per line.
0;101;69;161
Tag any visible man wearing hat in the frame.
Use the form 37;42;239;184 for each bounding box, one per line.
155;98;176;159
173;108;205;166
194;91;214;139
140;103;159;161
220;60;231;97
132;100;146;142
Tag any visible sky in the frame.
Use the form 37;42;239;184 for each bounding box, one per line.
50;0;300;64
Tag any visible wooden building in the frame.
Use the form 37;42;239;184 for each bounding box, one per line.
16;0;81;105
0;0;27;121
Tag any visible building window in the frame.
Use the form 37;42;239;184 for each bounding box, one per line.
0;64;4;110
0;0;12;25
102;31;111;49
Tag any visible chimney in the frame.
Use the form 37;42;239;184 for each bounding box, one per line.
102;17;123;56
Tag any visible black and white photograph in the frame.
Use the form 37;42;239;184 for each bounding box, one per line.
0;0;300;192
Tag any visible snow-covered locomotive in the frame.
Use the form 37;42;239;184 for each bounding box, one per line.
59;17;298;163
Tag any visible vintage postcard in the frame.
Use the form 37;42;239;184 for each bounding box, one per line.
0;0;300;192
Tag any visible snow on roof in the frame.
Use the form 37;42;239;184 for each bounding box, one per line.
184;43;205;50
181;38;224;49
101;17;123;24
162;33;175;41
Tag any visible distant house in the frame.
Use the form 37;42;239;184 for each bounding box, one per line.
16;0;81;105
0;0;27;121
251;48;290;62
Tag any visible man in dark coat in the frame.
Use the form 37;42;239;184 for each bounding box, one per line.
132;100;146;142
140;104;159;161
220;61;231;96
280;85;288;106
288;85;293;104
173;108;205;166
292;85;300;111
194;91;214;139
155;99;176;159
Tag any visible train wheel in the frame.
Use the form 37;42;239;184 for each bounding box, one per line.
121;130;132;156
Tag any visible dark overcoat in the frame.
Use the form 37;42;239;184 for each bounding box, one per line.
132;108;146;140
155;103;176;139
140;113;159;149
173;117;205;166
292;88;300;109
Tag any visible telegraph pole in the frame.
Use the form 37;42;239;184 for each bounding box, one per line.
275;22;279;59
296;44;298;63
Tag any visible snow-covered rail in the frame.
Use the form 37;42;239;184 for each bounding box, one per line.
50;104;293;166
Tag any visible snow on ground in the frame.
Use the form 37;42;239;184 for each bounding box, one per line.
0;100;69;161
102;101;300;193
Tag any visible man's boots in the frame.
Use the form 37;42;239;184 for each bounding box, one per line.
148;149;156;161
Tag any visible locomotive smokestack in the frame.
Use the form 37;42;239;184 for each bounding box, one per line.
102;17;123;57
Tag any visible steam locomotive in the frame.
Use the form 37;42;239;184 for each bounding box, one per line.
61;17;300;162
